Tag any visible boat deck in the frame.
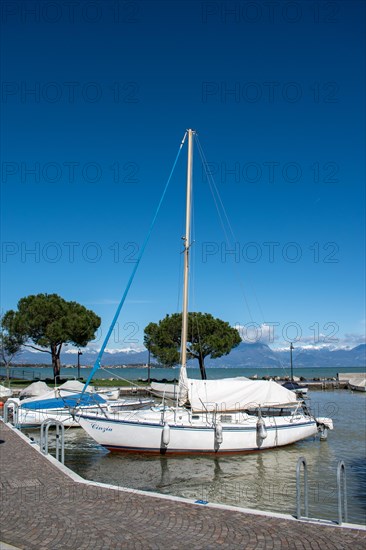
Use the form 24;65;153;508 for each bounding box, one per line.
0;421;365;549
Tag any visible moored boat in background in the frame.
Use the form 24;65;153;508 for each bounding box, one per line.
7;380;154;427
348;376;366;392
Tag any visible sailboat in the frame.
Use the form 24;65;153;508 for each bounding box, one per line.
7;380;153;428
76;129;333;453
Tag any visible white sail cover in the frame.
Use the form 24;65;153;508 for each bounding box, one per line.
19;380;95;406
187;378;298;412
178;364;189;405
58;380;91;392
19;381;50;399
150;382;178;399
0;385;13;397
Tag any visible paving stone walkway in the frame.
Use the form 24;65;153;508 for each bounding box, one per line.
0;422;365;549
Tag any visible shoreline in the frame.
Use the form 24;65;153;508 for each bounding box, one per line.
1;365;364;392
1;375;364;394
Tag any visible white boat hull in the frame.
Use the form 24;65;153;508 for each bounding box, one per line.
349;383;366;392
348;377;366;392
77;409;319;454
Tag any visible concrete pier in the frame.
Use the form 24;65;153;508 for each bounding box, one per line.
0;421;365;549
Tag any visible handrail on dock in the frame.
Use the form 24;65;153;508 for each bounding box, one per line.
40;419;65;464
3;400;19;428
337;460;348;525
296;456;309;519
295;456;348;524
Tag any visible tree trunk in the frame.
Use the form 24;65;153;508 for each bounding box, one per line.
198;353;207;380
51;344;61;381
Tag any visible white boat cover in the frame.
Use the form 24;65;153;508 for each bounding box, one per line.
348;377;366;391
0;384;13;397
19;381;50;398
58;380;91;392
150;382;178;399
178;364;189;405
152;376;251;400
186;378;298;412
20;380;93;405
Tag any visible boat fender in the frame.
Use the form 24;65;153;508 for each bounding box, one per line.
316;417;334;430
256;417;267;440
162;422;170;446
215;422;223;445
318;424;328;441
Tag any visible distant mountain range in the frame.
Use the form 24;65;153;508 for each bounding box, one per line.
10;343;366;369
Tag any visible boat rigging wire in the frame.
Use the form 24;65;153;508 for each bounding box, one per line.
79;131;188;398
194;135;256;324
194;136;296;379
87;365;176;401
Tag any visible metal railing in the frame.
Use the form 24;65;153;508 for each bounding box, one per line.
40;419;65;464
337;460;348;525
3;400;19;427
296;456;309;519
3;406;65;464
296;456;348;524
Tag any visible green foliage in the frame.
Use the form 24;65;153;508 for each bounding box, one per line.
1;312;25;363
1;312;25;384
144;312;241;379
3;293;101;378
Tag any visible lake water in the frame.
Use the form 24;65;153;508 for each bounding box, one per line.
25;389;366;526
2;365;366;382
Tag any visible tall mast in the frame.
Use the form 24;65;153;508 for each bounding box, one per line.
290;342;294;382
180;129;195;369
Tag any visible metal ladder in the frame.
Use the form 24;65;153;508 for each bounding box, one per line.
40;419;65;464
3;400;19;427
3;403;65;464
296;456;348;525
336;461;348;525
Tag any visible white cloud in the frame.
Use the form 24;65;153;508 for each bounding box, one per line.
235;323;279;344
26;347;48;354
343;333;366;345
234;323;365;351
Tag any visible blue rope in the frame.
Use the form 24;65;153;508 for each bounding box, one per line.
80;132;187;396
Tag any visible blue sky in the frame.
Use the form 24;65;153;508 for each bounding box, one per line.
1;0;365;353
